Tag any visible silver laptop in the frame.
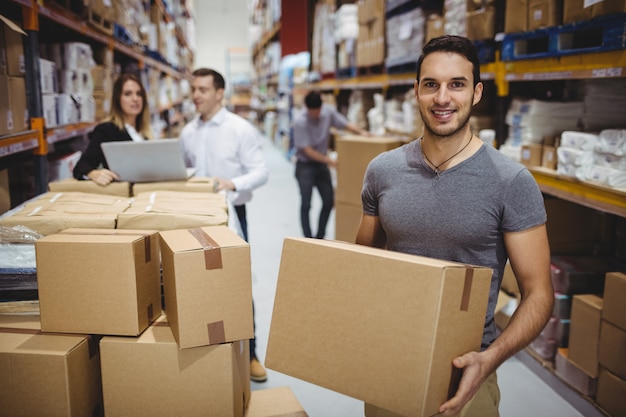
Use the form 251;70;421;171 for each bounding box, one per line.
101;139;195;183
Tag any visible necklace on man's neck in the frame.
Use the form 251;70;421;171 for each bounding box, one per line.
421;132;473;178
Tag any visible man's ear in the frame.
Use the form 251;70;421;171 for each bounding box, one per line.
473;82;484;106
414;80;419;100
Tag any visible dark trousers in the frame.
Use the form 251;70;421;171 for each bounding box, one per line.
235;204;257;360
295;161;334;239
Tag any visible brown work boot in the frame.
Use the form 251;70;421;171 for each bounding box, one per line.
250;358;267;382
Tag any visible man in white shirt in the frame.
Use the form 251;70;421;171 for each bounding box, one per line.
180;68;269;382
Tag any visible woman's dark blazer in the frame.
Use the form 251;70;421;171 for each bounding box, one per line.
73;122;134;180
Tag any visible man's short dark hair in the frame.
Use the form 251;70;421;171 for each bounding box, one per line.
192;68;226;90
415;35;481;87
304;91;323;109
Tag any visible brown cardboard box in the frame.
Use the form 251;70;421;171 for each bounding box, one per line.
466;6;496;41
100;315;250;417
425;14;445;43
505;0;528;32
0;74;12;135
48;178;131;198
8;76;28;132
335;135;402;205
0;314;103;417
2;20;24;77
602;272;626;330
596;367;626;417
335;201;362;243
35;228;161;335
599;320;626;380
554;348;597;396
245;387;308;417
159;225;253;349
0;210;118;236
132;176;218;195
542;145;557;169
520;144;543;167
528;0;562;30
562;0;593;23
592;0;626;17
568;294;603;377
0;168;9;214
266;238;492;417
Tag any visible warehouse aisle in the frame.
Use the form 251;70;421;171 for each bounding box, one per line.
246;136;595;417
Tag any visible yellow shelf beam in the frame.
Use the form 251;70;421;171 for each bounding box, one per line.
530;168;626;218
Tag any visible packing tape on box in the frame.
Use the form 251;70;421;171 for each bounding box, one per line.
188;228;223;270
58;230;152;262
460;267;474;312
207;320;226;345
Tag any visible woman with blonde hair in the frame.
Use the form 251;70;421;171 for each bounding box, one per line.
73;72;153;185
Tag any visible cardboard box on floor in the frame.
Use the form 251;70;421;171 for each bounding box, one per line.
159;225;253;349
100;315;250;417
0;314;103;417
602;272;626;330
596;367;626;417
245;387;308;417
35;228;161;336
266;238;492;417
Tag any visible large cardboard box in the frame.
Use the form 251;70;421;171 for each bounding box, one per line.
159;225;253;349
596;367;626;417
335;135;402;205
266;238;492;417
335;201;362;243
100;315;250;417
599;320;626;380
8;76;28;132
0;314;103;417
602;272;626;330
568;294;603;377
35;228;161;335
245;387;308;417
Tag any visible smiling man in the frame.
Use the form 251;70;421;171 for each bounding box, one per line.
356;36;554;416
180;68;269;382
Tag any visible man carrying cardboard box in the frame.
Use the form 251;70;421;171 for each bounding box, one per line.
356;35;554;416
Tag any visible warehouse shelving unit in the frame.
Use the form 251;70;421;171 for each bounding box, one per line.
0;0;194;206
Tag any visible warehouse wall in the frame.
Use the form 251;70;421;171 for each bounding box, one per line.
193;0;252;85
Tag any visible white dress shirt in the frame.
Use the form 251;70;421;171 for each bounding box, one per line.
180;107;269;206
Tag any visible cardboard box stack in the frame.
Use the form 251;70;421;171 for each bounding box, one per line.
14;221;295;416
596;272;626;417
266;237;492;417
334;135;402;242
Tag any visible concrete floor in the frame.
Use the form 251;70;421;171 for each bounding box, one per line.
246;136;602;417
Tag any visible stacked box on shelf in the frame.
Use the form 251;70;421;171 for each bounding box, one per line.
357;0;386;68
311;0;337;75
566;294;602;394
597;272;626;417
0;22;28;135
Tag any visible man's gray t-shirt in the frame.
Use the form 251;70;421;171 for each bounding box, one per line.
292;105;348;162
362;140;547;349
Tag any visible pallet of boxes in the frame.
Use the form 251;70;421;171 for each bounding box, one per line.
0;207;307;415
